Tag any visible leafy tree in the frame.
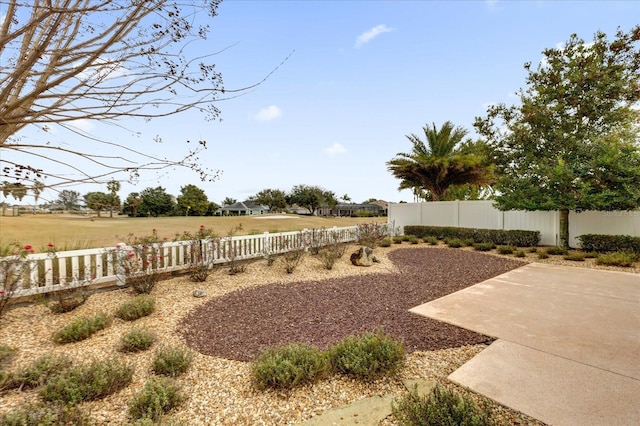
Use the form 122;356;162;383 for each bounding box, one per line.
206;201;221;216
0;0;285;188
222;197;237;206
287;185;336;216
123;192;143;217
253;188;287;212
139;187;176;217
341;194;352;203
176;184;209;216
106;180;121;218
56;190;80;211
475;26;640;248
363;198;377;204
84;192;111;217
386;122;494;201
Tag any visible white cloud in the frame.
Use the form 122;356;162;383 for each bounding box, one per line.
252;105;282;122
70;119;95;133
325;143;346;155
355;24;392;48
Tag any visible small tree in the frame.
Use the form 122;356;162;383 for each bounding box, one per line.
84;192;110;217
475;26;640;247
138;187;176;217
56;190;80;211
253;188;287;212
176;184;209;216
288;185;336;216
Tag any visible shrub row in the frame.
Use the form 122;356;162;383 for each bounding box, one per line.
578;234;640;254
251;331;404;390
405;226;540;247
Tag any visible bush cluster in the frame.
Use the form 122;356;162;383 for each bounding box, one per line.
120;328;156;353
52;312;110;344
115;296;156;321
405;226;540;247
40;358;133;405
152;346;194;378
0;403;90;426
578;234;640;254
2;354;73;391
392;385;493;426
128;377;185;422
596;251;639;267
251;343;331;390
545;246;568;255
251;331;405;391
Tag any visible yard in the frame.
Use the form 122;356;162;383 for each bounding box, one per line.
0;244;549;425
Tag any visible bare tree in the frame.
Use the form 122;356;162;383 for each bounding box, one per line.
0;0;290;190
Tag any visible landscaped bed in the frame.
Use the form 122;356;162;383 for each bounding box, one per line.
1;245;548;425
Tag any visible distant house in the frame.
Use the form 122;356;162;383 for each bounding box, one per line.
220;200;270;216
317;201;388;217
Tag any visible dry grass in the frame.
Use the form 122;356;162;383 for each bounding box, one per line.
0;214;386;249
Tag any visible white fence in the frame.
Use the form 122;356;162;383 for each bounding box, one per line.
388;201;640;247
2;226;363;299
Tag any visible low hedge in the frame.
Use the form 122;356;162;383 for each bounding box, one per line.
405;226;540;247
577;234;640;254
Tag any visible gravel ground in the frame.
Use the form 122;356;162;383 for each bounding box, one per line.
3;243;633;425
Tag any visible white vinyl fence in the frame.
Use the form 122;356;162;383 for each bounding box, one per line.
2;226;365;299
388;201;640;247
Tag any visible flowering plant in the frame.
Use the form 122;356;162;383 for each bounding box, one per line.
115;230;167;294
0;242;34;319
174;225;219;282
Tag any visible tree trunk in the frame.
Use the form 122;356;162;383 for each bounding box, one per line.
559;209;569;248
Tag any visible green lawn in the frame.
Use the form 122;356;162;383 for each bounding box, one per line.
0;214;386;251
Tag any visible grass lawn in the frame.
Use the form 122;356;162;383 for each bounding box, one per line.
0;214;386;250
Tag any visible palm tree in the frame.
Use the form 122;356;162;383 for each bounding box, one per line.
32;180;44;214
106;179;121;218
387;121;494;201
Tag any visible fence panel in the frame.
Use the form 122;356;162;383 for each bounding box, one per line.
389;201;638;247
3;225;364;299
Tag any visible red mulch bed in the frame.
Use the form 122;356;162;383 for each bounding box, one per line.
178;248;525;361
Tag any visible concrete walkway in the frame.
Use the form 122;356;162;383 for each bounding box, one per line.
410;263;640;426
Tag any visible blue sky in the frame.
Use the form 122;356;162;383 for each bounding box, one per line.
6;0;640;206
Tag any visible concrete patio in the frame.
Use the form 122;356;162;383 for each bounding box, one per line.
410;263;640;425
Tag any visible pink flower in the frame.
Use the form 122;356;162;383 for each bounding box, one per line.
116;244;121;249
24;245;32;250
47;243;54;248
128;252;135;258
200;225;205;228
152;228;157;232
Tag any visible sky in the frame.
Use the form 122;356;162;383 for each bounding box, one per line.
4;0;640;207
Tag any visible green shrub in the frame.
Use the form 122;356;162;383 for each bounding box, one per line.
392;236;404;244
120;328;156;353
40;358;133;405
406;235;419;245
514;250;526;258
496;245;515;255
330;331;404;380
251;343;331;391
6;354;73;390
115;296;156;321
0;344;16;370
281;249;305;274
446;238;464;248
473;242;495;252
564;252;586;262
537;251;550;259
128;377;185;422
596;251;639;267
423;236;439;245
0;403;90;426
379;237;392;247
404;226;540;247
545;246;568;255
578;234;640;254
392;385;493;426
529;247;538;253
52;312;110;344
152;346;194;378
584;251;598;258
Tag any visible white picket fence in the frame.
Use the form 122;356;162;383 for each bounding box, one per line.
2;226;364;299
388;201;640;247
